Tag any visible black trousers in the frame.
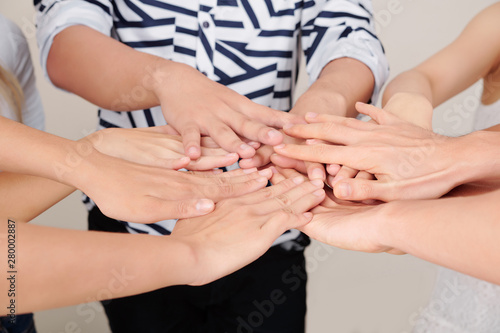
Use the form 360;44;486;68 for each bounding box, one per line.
89;206;308;333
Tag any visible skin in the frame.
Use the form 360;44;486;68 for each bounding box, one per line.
272;167;500;285
0;116;275;222
274;103;500;202
47;26;377;182
47;25;302;160
241;57;376;181
0;177;325;314
382;2;500;128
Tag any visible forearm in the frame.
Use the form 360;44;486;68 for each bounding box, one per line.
381;71;435;128
0;173;74;222
379;189;500;284
0;116;107;189
48;25;181;111
0;222;192;314
293;58;375;118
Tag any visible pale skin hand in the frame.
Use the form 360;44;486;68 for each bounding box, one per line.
242;57;375;182
171;176;326;286
86;126;240;171
274;102;500;202
47;25;302;160
0;175;324;314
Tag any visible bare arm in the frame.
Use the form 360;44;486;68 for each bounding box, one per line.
0;177;324;314
47;25;301;159
382;3;500;127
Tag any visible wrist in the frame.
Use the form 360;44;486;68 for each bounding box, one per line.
293;90;347;117
455;131;500;183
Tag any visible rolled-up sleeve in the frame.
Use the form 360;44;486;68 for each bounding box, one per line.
35;0;113;83
301;0;389;104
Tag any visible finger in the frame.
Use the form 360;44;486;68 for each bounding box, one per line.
239;145;274;168
186;153;239;171
333;179;393;202
270;169;287;185
269;154;308;174
181;125;202;159
229;175;310;205
326;164;341;176
128;198;215;223
284;122;365;146
330;166;358;187
277;167;308;181
304;111;378;131
254;178;325;214
355;102;398;126
241;103;306;128
200;136;220;149
208;123;256;159
306;162;326;181
274;143;369;170
356;171;374;180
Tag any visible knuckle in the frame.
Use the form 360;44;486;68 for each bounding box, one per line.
274;193;292;207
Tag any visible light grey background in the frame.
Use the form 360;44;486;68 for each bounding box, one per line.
1;0;496;332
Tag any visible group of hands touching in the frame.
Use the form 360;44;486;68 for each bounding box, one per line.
74;91;470;286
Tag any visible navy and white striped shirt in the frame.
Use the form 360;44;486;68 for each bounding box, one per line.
36;0;389;243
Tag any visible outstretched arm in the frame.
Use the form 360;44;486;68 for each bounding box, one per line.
0;176;324;314
382;2;500;128
46;25;300;160
300;186;500;285
275;103;500;201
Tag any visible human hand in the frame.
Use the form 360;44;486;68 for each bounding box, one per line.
84;126;239;171
274;102;463;201
269;167;400;254
74;152;274;223
170;175;326;286
154;63;303;160
239;131;326;181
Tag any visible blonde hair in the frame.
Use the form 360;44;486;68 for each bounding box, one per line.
0;64;23;122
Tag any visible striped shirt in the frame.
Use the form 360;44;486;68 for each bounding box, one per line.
35;0;389;243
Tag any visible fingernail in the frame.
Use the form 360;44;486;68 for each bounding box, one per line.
283;123;293;130
306;112;318;119
306;139;318;145
243;167;257;174
267;129;281;139
247;141;260;148
274;144;285;149
313;189;325;197
311;179;323;187
303;212;313;219
258;169;272;177
240;143;253;150
292;176;304;185
338;182;351;197
196;199;214;212
187;146;198;156
225;153;238;158
212;169;223;174
311;169;324;180
257;177;268;183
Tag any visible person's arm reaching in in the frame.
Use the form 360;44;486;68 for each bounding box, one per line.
381;3;500;129
43;24;299;160
245;0;389;180
0;176;325;314
0;116;274;222
274;103;500;201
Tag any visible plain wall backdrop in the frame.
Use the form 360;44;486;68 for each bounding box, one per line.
0;0;497;332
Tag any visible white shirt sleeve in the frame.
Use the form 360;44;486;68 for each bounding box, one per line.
301;0;389;104
35;0;114;85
